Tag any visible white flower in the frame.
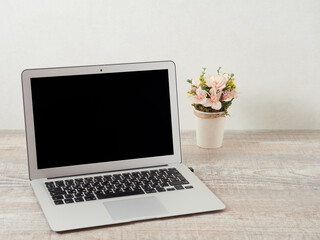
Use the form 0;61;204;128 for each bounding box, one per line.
192;77;201;87
222;89;238;102
208;87;222;110
205;74;227;91
191;88;210;106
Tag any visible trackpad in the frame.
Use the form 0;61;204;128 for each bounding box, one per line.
103;196;168;221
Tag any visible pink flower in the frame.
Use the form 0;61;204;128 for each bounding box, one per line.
222;89;238;102
191;88;210;106
204;74;227;91
192;77;201;87
208;88;222;110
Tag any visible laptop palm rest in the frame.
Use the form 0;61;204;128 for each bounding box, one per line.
103;196;168;221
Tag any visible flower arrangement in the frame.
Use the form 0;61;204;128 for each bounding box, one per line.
187;67;238;115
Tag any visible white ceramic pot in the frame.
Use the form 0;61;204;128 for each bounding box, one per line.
194;110;226;148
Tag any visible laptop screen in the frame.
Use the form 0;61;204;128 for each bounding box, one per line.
30;69;174;169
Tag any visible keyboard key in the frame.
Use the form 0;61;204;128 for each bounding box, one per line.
169;180;189;186
149;170;159;176
168;168;179;174
185;185;194;189
103;175;112;181
92;182;101;187
84;196;97;201
50;191;66;197
54;200;64;205
161;182;169;187
75;197;84;202
76;188;86;193
64;198;74;204
74;178;84;184
84;177;93;183
96;189;144;199
52;195;64;200
131;172;140;177
156;187;166;192
145;188;156;193
64;194;74;199
167;187;175;191
86;187;94;192
94;176;103;181
45;182;55;188
55;181;65;187
122;173;132;178
65;180;74;186
67;189;77;194
113;174;122;179
48;187;64;193
84;193;95;198
95;193;108;199
175;185;184;190
74;193;83;198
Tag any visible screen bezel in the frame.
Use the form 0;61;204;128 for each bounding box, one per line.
22;61;182;180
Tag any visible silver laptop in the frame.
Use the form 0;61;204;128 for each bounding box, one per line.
21;61;225;231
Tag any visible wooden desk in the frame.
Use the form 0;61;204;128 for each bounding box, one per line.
0;130;319;239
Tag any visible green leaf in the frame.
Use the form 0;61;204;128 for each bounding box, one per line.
187;79;192;84
200;67;206;78
217;66;222;75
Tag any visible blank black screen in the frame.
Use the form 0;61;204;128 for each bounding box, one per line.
31;69;174;169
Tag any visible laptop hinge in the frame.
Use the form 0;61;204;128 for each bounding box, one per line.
47;164;169;180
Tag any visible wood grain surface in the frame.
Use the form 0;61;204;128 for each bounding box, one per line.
0;130;319;239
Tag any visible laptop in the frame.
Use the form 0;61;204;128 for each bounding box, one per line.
21;60;225;231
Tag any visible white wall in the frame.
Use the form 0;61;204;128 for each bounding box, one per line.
1;0;320;130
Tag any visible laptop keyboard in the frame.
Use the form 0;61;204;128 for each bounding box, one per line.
45;168;194;205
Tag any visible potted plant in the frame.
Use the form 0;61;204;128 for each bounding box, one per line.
187;67;238;148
